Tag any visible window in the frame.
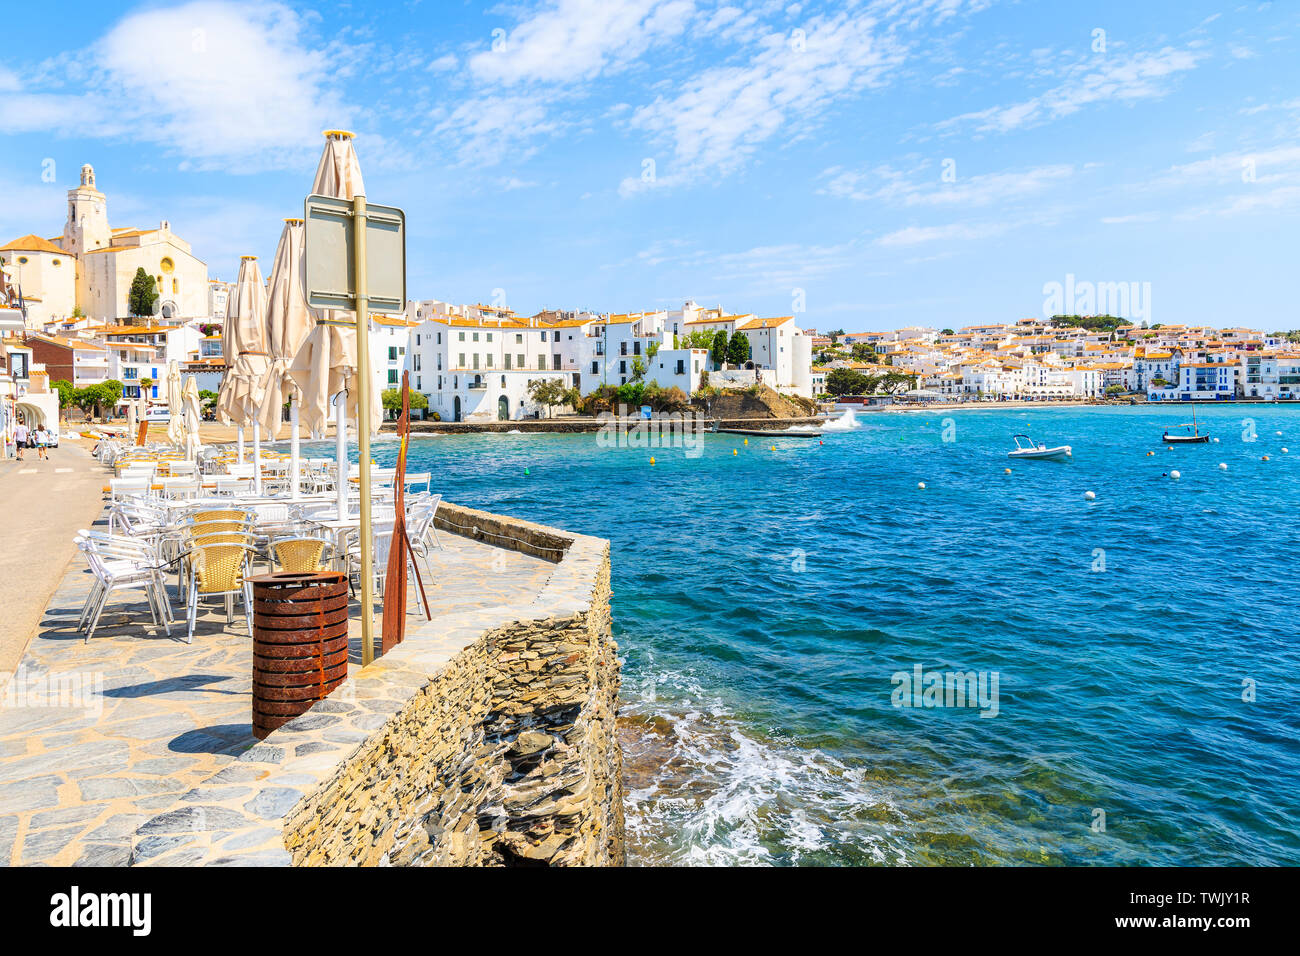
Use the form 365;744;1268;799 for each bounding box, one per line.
472;332;479;342
553;353;561;370
538;355;547;370
633;342;641;355
516;333;523;343
620;342;627;355
620;361;626;374
437;332;442;344
387;369;399;385
486;354;494;368
473;354;480;370
501;375;506;387
416;334;421;345
676;360;685;375
459;353;466;367
591;361;599;374
388;346;397;361
458;331;465;341
505;354;512;370
124;368;138;379
416;376;421;390
517;354;525;369
553;330;560;342
414;355;421;371
486;333;493;342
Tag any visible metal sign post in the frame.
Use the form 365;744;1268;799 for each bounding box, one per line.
304;193;406;666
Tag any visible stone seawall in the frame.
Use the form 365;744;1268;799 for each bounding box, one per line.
133;503;624;867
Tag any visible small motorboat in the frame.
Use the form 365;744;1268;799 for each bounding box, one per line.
1008;434;1072;461
1163;405;1210;443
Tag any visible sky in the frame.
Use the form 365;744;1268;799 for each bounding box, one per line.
1;0;1297;332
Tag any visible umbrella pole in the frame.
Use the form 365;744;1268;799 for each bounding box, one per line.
289;393;300;499
253;421;263;495
353;193;376;667
334;392;348;518
237;425;245;463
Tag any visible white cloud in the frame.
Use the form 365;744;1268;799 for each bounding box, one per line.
0;1;355;172
875;221;1010;246
469;0;697;86
622;10;907;186
821;162;1075;206
939;47;1204;134
429;95;559;165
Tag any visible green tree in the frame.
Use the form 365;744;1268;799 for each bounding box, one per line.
51;379;76;416
71;306;85;320
128;267;159;318
726;330;751;365
199;389;219;409
710;329;729;367
850;342;877;362
101;379;124;408
381;387;429;419
630;356;647;381
825;368;870;396
681;329;715;350
828;328;845;345
940;328;955;336
646;341;660;363
527;378;571;418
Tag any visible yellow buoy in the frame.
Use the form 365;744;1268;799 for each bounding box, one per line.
733;449;738;456
770;445;776;451
650;457;656;465
743;438;748;445
1004;468;1011;474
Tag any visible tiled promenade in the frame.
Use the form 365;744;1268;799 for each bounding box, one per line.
0;524;555;866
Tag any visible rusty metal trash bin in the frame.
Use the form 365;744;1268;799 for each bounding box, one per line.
249;572;349;740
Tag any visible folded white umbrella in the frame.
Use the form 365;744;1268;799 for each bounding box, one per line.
165;360;184;447
218;256;270;427
258;218;313;436
288;130;382;439
181;375;202;461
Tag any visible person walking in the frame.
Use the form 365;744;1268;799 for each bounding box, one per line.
34;424;50;460
13;419;28;461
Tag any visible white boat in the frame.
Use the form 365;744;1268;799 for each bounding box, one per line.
1008;434;1072;461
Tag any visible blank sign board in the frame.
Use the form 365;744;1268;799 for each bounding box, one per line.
303;194;406;313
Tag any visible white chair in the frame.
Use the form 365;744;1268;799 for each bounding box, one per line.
166;461;197;478
75;533;173;641
160;478;201;500
403;472;432;494
214;477;252;496
225;463;255;479
110;478;151;500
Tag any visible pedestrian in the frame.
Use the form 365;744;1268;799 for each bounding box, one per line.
34;424;50;460
13;419;28;461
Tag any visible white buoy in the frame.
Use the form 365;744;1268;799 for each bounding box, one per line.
1212;437;1220;443
1166;445;1173;451
1219;463;1227;470
1084;490;1096;500
1282;448;1289;454
1276;431;1283;436
917;482;926;489
1170;470;1181;480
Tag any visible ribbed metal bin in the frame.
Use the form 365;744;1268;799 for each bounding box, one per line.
249;572;349;740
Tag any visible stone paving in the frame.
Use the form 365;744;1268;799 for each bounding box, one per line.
0;519;555;866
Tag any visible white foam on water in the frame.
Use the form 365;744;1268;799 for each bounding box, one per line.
822;408;863;432
621;666;908;866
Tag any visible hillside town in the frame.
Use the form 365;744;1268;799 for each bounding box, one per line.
2;163;1299;443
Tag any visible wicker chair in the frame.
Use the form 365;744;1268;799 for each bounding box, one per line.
270;537;329;574
184;538;255;644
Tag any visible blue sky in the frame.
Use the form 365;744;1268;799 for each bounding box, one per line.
1;0;1297;331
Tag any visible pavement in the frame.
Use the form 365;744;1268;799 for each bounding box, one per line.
0;438;108;678
0;513;556;866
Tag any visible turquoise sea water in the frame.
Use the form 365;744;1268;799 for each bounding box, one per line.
340;405;1300;865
